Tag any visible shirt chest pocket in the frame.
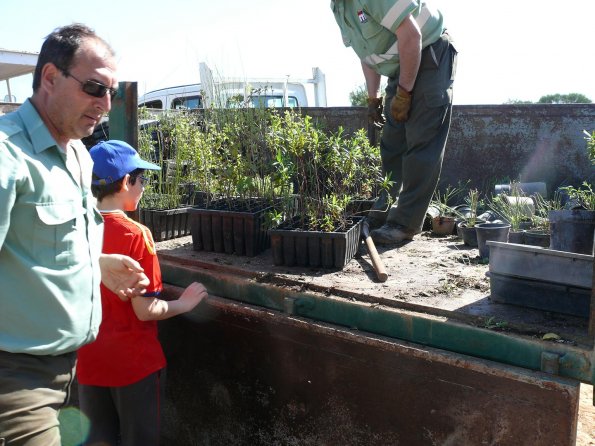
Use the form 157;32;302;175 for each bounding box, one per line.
34;201;87;266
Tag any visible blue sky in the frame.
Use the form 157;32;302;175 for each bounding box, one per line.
2;0;595;106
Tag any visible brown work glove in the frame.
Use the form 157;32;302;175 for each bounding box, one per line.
390;88;412;122
367;97;386;129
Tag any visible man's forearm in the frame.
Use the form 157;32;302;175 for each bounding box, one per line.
361;61;382;98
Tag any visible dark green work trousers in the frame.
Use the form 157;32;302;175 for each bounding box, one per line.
379;32;457;231
0;350;77;446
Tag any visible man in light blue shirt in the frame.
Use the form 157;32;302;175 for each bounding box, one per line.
0;24;149;446
332;1;457;244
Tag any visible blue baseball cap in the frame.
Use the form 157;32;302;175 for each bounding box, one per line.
90;140;160;185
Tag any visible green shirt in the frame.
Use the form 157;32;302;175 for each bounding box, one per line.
331;0;445;77
0;99;103;355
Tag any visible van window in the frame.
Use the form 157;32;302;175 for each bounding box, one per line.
251;96;299;108
141;99;163;109
226;95;299;108
171;95;202;110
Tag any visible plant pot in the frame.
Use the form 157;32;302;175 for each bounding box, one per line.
455;218;465;238
431;216;456;236
475;222;510;259
548;209;595;255
188;199;273;256
523;229;550;248
269;216;363;269
458;222;479;247
507;229;525;244
453;205;472;219
424;204;440;231
140;207;191;242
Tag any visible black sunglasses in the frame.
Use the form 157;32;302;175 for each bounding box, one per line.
64;71;118;100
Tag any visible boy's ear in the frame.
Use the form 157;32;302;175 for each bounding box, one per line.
120;174;131;192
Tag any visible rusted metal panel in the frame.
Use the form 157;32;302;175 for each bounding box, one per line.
108;81;138;148
297;104;595;196
159;259;594;384
159;286;580;445
441;104;595;194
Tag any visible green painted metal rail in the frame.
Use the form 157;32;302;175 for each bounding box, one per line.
160;259;595;385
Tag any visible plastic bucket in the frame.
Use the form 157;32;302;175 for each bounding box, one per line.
548;209;595;255
475;223;511;259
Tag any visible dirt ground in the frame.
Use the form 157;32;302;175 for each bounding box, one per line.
157;230;594;444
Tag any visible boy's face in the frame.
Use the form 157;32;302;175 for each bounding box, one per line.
123;174;146;212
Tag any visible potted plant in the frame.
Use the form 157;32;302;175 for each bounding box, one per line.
486;183;533;244
523;192;562;248
266;111;390;268
457;188;485;247
549;182;595;254
137;113;194;242
430;185;462;236
186;107;282;256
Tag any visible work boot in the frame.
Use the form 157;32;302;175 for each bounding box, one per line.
370;223;420;245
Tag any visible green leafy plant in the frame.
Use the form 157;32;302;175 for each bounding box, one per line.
137;106;391;233
560;182;595;210
138;112;195;210
266;110;390;231
431;184;463;217
463;188;482;227
531;190;563;230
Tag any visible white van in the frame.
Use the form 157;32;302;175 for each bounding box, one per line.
139;63;326;110
139;81;307;110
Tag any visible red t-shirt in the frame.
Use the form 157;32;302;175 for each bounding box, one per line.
77;210;165;387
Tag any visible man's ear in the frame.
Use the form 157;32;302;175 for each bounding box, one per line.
39;63;61;94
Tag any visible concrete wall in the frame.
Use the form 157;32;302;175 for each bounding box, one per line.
305;104;595;197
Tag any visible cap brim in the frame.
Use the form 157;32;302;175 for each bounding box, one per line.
135;159;161;171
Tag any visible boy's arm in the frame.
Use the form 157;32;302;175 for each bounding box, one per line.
131;282;208;321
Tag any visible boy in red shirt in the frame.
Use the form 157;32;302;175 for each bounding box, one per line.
77;140;208;446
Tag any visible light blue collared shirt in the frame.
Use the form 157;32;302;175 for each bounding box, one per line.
0;99;103;355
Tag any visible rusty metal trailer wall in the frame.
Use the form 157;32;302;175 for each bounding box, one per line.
157;254;592;445
159;286;580;446
304;104;595;197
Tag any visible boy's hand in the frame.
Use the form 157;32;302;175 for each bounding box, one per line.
99;253;149;301
179;282;208;312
